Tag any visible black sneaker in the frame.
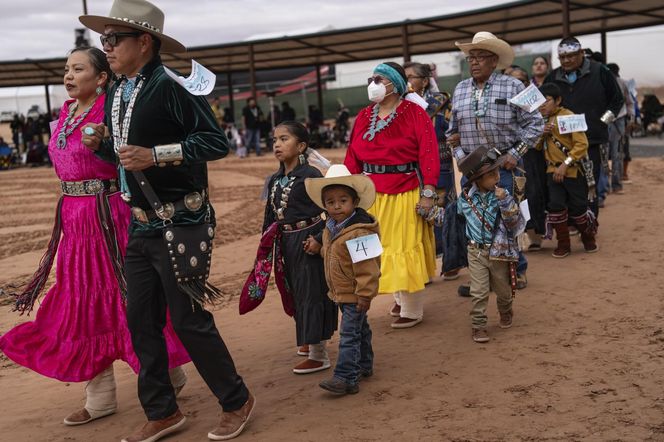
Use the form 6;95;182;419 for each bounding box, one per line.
319;377;359;395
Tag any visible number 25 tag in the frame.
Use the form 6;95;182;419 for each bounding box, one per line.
345;233;383;263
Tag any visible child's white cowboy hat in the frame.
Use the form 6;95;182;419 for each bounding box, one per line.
305;164;376;211
455;31;515;69
79;0;186;53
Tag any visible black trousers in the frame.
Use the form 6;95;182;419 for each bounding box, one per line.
125;235;249;420
588;144;601;218
546;173;588;217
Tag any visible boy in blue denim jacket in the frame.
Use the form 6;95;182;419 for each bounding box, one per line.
457;146;526;343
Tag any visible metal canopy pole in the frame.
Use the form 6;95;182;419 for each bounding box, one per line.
562;0;571;38
249;44;257;98
315;65;324;116
44;85;52;116
601;31;607;59
226;71;234;119
401;23;411;62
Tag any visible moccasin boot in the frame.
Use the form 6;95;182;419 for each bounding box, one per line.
391;317;422;329
297;345;310;356
208;394;256;441
121;410;186;442
552;219;571;258
293;358;331;374
389;302;401;317
571;211;599;253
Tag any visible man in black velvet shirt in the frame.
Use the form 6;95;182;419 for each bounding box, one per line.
79;1;255;441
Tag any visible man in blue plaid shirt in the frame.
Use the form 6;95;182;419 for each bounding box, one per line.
447;32;544;290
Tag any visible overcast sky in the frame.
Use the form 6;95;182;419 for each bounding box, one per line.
3;0;663;86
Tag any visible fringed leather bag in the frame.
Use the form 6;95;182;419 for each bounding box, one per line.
133;171;223;308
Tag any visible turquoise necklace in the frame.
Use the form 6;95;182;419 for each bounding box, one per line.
472;83;491;117
362;103;399;141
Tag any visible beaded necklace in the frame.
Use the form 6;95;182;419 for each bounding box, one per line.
56;100;95;149
111;77;144;201
269;175;296;221
362;103;399;141
472;82;491;117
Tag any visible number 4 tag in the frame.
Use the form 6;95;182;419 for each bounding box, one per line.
346;233;383;263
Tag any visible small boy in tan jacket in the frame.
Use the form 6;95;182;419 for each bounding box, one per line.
304;165;380;395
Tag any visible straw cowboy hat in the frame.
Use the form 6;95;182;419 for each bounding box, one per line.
457;146;508;182
305;164;376;211
79;0;186;53
455;31;515;70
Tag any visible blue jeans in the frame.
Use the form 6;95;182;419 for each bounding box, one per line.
434;160;455;256
608;118;626;191
334;303;373;386
497;166;528;275
244;128;261;155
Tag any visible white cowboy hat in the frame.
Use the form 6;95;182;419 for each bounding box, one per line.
455;31;515;70
305;164;376;211
79;0;186;53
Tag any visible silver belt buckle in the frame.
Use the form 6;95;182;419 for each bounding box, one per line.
184;191;204;211
156;203;175;220
131;207;149;223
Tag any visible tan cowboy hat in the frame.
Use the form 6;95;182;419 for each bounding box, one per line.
455;31;515;70
79;0;186;53
305;164;376;211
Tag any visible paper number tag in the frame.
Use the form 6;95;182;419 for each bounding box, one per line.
164;60;216;96
557;114;588;134
346;233;383;264
509;84;546;113
519;199;531;223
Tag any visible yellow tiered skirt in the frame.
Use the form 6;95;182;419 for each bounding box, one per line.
368;188;436;294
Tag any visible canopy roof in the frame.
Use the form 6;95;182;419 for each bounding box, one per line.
1;0;663;87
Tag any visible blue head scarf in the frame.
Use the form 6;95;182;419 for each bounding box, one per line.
374;63;407;96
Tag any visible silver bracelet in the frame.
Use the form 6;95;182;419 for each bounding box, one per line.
564;156;574;166
514;140;529;157
153;143;183;167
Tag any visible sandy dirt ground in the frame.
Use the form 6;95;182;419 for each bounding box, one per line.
1;149;664;442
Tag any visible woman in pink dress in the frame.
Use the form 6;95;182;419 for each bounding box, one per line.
0;47;190;426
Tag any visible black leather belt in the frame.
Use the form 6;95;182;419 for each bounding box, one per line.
362;162;418;174
468;240;492;250
280;216;322;232
61;178;118;196
131;190;207;223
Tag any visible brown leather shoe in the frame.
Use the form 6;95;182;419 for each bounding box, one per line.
208;394;256;441
293;358;331;374
63;407;116;426
121;410;186;442
499;309;513;329
472;328;490;343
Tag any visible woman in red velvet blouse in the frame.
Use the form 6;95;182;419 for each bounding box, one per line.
345;61;439;329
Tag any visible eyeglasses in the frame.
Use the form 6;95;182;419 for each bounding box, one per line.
465;54;495;63
100;32;142;48
367;75;386;85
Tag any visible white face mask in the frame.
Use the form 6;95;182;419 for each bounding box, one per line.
367;81;392;103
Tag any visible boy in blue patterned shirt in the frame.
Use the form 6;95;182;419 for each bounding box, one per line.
457;146;526;343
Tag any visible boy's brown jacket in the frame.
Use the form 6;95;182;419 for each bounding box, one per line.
321;209;380;304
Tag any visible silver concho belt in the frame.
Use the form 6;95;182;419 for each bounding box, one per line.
61;178;119;196
131;190;206;223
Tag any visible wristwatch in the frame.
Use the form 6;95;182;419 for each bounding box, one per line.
420;188;436;199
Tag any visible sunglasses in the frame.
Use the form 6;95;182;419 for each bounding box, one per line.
100;31;142;48
367;75;386;85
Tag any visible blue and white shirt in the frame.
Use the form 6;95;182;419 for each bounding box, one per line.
447;72;544;162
